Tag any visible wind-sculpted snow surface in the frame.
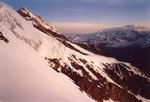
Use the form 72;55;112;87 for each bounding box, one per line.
0;1;150;102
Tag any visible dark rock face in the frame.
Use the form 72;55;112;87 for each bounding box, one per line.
102;47;150;76
0;31;9;43
45;57;146;102
74;42;150;76
103;63;150;99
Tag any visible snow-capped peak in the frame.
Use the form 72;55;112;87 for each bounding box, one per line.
18;7;57;31
18;7;69;40
17;7;69;40
19;7;52;30
123;25;149;31
0;1;150;102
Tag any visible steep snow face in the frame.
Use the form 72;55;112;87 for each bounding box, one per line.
0;2;66;59
0;29;95;102
0;2;150;102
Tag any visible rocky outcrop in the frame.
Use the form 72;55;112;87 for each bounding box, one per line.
45;57;146;102
103;46;150;76
0;31;9;43
103;63;150;99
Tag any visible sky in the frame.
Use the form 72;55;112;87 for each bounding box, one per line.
1;0;150;33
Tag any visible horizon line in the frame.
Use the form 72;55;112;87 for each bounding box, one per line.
51;22;150;33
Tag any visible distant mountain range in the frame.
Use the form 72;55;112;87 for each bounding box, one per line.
66;25;150;75
0;1;150;102
68;25;150;48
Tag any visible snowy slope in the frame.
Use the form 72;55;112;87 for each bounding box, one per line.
0;2;96;102
0;2;150;102
0;30;95;102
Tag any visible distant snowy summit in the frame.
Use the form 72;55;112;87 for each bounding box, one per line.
67;25;150;75
0;1;150;102
70;25;150;48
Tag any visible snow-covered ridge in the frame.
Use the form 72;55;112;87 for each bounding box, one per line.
18;7;59;34
0;1;150;102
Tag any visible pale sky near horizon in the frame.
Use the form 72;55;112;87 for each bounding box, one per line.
1;0;150;33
